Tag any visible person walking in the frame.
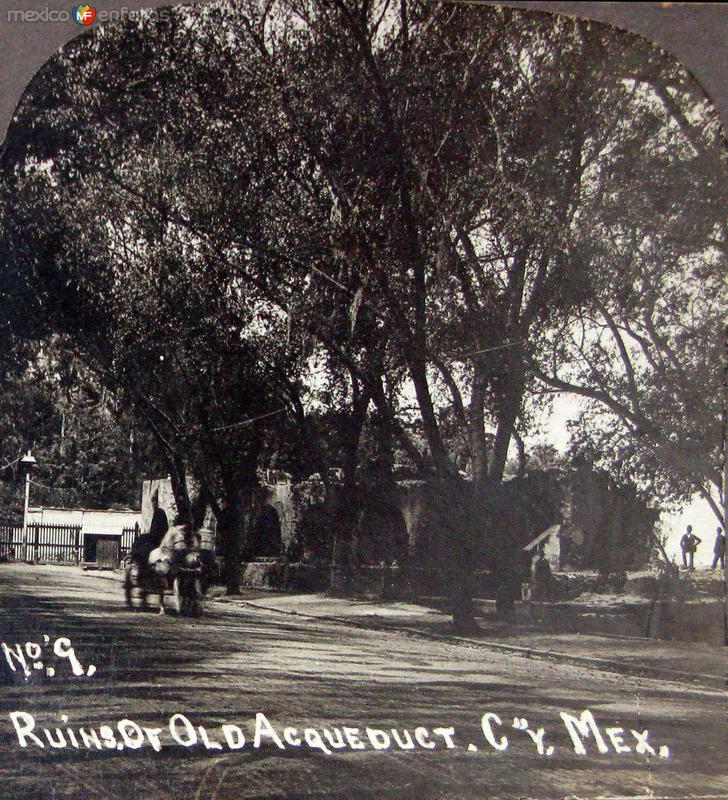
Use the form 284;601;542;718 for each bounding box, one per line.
680;525;701;570
711;527;725;570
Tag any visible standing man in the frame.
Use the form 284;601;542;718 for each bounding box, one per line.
532;545;554;601
148;489;169;547
680;525;702;570
711;527;725;570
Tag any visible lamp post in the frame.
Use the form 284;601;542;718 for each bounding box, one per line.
20;451;37;563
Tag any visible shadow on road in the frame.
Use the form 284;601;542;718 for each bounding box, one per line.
0;565;725;800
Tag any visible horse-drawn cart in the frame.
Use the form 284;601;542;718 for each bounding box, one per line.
123;546;212;616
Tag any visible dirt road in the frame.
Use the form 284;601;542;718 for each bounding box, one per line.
0;564;725;799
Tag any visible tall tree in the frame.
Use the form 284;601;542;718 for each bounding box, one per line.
531;36;728;524
2;0;724;621
2;70;306;590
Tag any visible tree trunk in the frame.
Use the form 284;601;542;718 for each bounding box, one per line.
445;477;479;633
408;356;453;476
488;372;524;617
329;482;361;596
488;400;519;486
224;505;243;596
406;351;478;629
513;429;527;478
468;367;489;483
328;467;362;596
217;492;244;596
329;376;369;596
167;454;191;525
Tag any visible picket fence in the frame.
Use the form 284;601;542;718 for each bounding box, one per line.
0;522;141;564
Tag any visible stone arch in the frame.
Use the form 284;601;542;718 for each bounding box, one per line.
355;493;409;566
248;503;284;558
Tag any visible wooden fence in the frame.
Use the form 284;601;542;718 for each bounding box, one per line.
0;524;23;560
30;523;82;563
0;523;141;564
121;524;141;557
0;523;82;564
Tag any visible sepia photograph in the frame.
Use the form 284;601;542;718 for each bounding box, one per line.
0;2;726;798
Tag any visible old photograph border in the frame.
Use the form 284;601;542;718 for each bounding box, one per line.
0;2;726;800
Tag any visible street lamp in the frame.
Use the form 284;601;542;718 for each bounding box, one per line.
19;451;37;563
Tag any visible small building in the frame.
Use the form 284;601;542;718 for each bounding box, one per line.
523;523;562;570
26;506;141;568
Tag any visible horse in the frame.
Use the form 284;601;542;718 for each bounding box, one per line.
123;526;184;614
124;527;214;616
123;556;169;613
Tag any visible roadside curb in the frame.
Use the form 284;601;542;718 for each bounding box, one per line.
235;598;726;692
61;567;726;691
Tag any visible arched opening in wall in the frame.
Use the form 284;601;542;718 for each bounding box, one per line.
248;504;283;558
355;498;408;567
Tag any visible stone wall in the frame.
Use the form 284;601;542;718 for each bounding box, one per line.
141;463;658;591
562;463;658;571
141;474;331;558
